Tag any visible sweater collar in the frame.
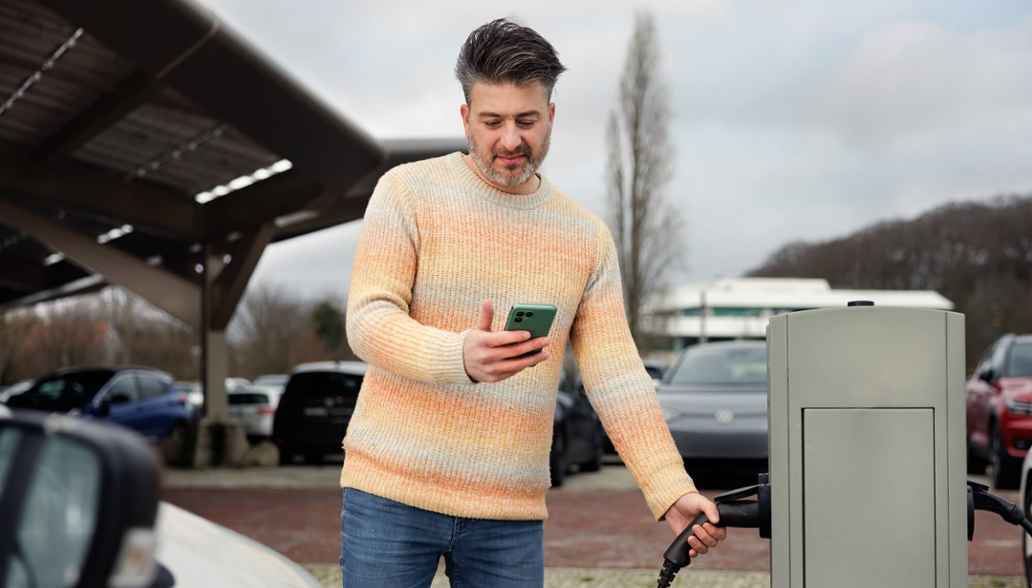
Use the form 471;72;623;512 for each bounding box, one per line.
447;152;554;210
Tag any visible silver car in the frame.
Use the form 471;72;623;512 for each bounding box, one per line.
657;341;769;468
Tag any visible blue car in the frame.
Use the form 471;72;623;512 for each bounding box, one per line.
6;366;196;464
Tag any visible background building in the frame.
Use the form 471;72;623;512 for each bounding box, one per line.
645;277;953;361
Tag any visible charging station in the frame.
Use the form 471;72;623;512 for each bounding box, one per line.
658;303;1032;588
766;304;967;587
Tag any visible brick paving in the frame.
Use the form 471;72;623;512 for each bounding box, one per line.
161;463;1026;577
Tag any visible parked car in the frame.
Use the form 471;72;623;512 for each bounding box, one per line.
657;341;769;474
173;380;203;412
0;409;320;587
173;378;260;414
273;361;367;465
0;378;33;403
550;367;607;487
228;385;280;443
254;373;289;395
967;334;1032;489
642;359;667;383
6;366;195;465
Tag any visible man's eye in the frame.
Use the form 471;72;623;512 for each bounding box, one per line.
484;121;501;128
517;120;535;128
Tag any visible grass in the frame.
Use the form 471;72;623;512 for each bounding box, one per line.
302;564;1026;587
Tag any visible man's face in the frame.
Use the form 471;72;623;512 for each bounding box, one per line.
461;81;555;190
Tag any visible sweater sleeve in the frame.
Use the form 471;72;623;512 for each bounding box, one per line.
570;221;697;521
346;170;474;386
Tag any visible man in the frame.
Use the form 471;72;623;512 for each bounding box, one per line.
340;18;725;587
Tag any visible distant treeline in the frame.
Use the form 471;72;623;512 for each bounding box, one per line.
749;195;1032;371
0;285;354;386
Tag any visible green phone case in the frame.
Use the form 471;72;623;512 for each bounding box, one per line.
504;304;557;339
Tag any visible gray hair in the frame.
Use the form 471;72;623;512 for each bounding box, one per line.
455;18;567;103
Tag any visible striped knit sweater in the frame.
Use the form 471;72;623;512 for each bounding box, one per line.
339;151;696;521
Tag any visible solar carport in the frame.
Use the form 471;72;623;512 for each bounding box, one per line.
0;0;461;464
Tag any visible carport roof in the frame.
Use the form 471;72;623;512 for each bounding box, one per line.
0;0;461;310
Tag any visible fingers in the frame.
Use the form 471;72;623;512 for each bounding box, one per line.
496;336;550;360
686;521;725;558
483;329;533;347
493;347;550;373
702;499;720;526
477;300;494;331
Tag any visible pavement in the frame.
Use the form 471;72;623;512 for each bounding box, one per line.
162;457;1028;587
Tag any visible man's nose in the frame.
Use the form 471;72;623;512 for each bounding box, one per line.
500;124;521;152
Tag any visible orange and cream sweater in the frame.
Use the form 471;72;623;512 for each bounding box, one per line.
339;151;696;521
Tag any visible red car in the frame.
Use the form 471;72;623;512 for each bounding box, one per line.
967;334;1032;489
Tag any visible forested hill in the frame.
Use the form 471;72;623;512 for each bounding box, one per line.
748;195;1032;370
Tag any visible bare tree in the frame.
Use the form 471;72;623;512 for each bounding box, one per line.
229;284;311;377
606;11;683;350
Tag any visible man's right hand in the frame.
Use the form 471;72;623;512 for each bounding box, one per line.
463;300;550;383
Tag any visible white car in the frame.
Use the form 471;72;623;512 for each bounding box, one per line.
0;410;320;588
1020;451;1032;583
156;502;318;587
227;385;281;441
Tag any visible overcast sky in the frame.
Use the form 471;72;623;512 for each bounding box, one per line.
196;0;1032;301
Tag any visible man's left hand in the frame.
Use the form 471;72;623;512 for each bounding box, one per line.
664;492;727;558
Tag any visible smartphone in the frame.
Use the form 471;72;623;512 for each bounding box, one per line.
504;303;557;340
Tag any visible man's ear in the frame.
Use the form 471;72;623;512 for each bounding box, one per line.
460;103;471;133
548;102;556;124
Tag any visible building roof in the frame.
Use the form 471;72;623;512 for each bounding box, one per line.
0;0;461;311
655;278;954;311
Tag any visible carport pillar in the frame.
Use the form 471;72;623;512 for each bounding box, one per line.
193;228;273;468
194;251;241;467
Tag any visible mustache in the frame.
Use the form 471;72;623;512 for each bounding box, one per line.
493;144;532;159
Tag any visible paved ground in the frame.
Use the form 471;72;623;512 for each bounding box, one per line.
162;459;1027;585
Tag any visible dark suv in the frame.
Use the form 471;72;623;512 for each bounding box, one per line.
5;366;195;463
966;334;1032;488
273;361;366;465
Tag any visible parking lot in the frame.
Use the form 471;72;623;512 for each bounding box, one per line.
162;459;1027;586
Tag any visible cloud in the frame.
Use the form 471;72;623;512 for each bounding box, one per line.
199;0;1032;290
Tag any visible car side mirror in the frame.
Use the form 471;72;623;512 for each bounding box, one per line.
110;393;132;406
96;398;112;417
0;410;161;587
979;369;996;384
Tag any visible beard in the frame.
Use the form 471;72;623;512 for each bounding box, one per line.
465;130;551;190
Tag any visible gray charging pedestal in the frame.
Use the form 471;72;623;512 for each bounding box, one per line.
766;304;967;587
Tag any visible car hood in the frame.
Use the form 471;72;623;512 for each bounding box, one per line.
656;384;768;418
1002;377;1032;397
155;502;319;588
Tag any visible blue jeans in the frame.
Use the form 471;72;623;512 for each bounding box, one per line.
341;487;544;587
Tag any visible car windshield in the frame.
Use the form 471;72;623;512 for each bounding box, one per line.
284;372;363;408
229;392;271;405
1006;342;1032;378
668;345;767;386
10;370;115;412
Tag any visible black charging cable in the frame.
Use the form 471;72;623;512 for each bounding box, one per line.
967;480;1032;538
657;478;1032;587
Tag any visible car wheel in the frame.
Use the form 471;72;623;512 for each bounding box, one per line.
160;421;190;467
550;433;566;488
990;428;1020;490
1024;477;1032;587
